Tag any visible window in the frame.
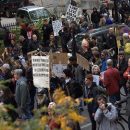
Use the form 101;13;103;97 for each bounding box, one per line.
17;10;30;23
29;8;50;21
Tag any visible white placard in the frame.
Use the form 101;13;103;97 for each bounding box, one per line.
93;75;99;86
52;64;67;77
52;20;62;36
100;71;106;80
32;56;50;88
66;4;79;21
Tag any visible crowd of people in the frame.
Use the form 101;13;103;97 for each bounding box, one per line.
0;1;130;130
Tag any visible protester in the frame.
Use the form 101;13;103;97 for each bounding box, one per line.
28;34;41;52
19;35;29;57
117;50;128;94
80;35;92;61
84;74;98;130
91;7;101;28
67;56;84;84
102;59;120;104
42;19;53;47
94;95;118;130
100;50;109;72
62;68;83;99
14;69;31;119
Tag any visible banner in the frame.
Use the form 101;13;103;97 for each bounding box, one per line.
66;4;79;21
52;20;62;36
32;56;50;88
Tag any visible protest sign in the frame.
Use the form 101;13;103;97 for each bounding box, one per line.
93;75;100;86
52;20;62;36
52;53;69;64
66;4;79;21
76;53;90;70
32;56;50;88
52;64;67;77
100;71;105;80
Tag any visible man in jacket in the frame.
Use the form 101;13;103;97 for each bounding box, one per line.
102;59;120;104
42;19;53;47
67;56;84;84
19;35;29;56
28;34;41;52
94;95;118;130
14;69;31;119
91;8;101;28
84;74;98;130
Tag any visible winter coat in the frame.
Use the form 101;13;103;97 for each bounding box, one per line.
15;77;31;116
91;11;100;24
28;40;40;52
103;67;120;95
83;82;98;113
94;103;118;130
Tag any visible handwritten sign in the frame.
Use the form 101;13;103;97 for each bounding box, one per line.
32;56;50;88
52;20;62;36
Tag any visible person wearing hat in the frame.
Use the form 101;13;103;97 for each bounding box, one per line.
14;69;31;120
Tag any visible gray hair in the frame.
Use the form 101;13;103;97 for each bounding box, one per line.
107;59;113;67
14;69;23;76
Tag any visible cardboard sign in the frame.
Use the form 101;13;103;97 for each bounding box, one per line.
76;53;90;70
52;64;67;77
52;53;69;64
52;20;62;36
66;4;79;21
32;56;50;88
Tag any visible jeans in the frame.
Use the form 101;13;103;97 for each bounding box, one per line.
109;92;121;104
128;116;130;130
88;108;96;130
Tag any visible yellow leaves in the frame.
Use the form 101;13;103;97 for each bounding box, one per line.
84;98;93;103
53;88;66;104
40;116;48;126
68;111;86;123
